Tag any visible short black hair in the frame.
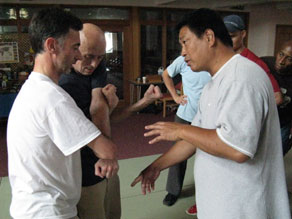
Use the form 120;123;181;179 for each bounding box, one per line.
29;8;82;54
176;8;233;47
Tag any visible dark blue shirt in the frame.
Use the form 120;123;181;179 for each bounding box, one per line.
59;60;107;186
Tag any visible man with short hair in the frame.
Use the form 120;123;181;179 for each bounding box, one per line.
59;23;162;219
262;40;292;155
223;14;283;105
131;8;290;219
7;8;118;219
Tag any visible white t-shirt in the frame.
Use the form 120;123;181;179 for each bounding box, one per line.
192;55;291;219
7;72;101;219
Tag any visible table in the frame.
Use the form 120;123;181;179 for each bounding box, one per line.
129;79;164;104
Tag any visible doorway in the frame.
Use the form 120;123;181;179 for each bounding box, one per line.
275;25;292;55
101;26;131;106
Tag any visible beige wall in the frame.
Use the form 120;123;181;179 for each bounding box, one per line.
247;4;292;57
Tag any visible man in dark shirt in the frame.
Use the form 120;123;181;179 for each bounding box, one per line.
262;40;292;155
59;23;162;219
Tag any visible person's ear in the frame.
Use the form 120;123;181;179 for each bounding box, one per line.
44;37;57;53
241;30;247;39
205;29;215;46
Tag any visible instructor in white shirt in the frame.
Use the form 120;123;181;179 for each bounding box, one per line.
132;8;291;219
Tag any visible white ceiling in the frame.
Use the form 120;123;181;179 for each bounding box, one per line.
1;0;292;10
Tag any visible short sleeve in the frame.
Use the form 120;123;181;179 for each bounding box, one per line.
91;60;107;89
167;56;186;78
215;81;267;158
44;98;101;156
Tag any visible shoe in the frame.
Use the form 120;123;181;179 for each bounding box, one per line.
186;204;197;216
163;193;178;206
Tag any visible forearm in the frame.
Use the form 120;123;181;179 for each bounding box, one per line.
275;91;283;105
91;105;111;138
149;140;196;171
178;125;249;163
162;70;178;99
90;88;112;138
88;134;117;159
110;96;151;123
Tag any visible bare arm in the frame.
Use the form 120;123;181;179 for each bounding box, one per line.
87;134;118;178
90;88;112;138
162;69;187;105
145;122;249;163
275;91;283;105
131;122;249;194
110;84;162;123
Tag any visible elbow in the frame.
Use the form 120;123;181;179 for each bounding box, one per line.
234;152;249;163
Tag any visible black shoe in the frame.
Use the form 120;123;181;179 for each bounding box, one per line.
163;193;178;206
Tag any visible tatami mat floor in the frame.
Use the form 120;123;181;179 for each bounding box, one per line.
1;151;292;219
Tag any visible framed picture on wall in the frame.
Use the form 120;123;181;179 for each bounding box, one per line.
0;42;19;63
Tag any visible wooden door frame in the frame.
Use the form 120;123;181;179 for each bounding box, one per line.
83;21;131;106
274;25;292;56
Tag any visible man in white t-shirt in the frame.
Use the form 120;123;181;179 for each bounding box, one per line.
7;8;118;219
131;8;291;219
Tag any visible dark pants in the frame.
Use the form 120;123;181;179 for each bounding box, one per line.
166;114;191;196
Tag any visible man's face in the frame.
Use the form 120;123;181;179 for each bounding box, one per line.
275;44;292;75
55;29;82;74
228;30;245;53
72;37;106;76
179;26;209;72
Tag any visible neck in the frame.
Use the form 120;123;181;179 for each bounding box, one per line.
33;53;60;84
235;46;245;54
208;45;236;76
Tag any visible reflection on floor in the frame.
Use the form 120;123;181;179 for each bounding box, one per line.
1;151;292;219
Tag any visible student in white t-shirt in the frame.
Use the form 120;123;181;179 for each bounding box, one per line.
7;8;119;219
131;8;291;219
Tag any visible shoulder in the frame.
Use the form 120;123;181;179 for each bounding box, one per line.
241;49;270;73
170;56;186;68
222;55;268;87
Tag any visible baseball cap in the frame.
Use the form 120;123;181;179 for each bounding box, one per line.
223;15;245;33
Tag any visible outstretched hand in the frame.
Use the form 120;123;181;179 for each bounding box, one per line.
143;84;163;103
144;121;183;144
131;165;161;195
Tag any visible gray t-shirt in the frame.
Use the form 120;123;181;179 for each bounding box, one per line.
192;55;291;219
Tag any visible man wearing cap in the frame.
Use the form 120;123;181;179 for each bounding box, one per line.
224;14;283;105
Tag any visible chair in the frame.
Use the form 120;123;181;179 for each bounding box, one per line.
155;81;183;118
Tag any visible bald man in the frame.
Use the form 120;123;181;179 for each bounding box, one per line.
59;23;162;219
262;40;292;155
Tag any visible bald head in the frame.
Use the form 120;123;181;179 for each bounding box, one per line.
81;23;106;49
275;39;292;75
73;23;106;75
